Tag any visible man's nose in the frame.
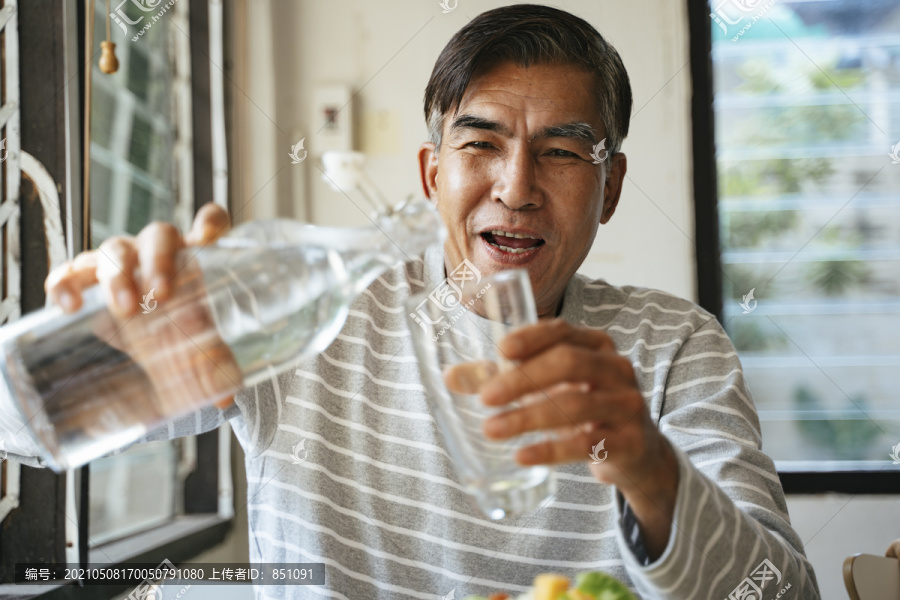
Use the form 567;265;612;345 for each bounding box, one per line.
492;147;543;210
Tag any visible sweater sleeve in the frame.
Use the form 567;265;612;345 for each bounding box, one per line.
0;366;293;468
105;365;294;459
615;317;820;600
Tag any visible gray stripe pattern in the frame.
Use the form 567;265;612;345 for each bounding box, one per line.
2;242;820;599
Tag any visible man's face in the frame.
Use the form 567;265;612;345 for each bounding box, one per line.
418;61;627;318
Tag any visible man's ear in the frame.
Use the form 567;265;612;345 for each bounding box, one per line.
418;142;439;201
600;152;627;224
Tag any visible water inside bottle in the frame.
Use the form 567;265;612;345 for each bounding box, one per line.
5;244;357;471
2;261;243;470
6;326;160;469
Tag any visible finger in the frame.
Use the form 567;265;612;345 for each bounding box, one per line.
443;360;498;394
483;388;631;440
184;202;231;246
214;396;235;410
481;345;634;407
45;252;100;313
515;424;602;466
96;236;140;318
191;341;243;401
136;222;184;302
138;318;242;417
500;318;616;360
546;418;603;442
887;540;900;558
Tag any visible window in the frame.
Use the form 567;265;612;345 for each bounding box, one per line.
89;2;177;241
85;0;226;552
0;0;231;586
86;0;189;548
706;0;900;474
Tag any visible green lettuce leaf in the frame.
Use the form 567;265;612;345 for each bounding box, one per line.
574;572;636;600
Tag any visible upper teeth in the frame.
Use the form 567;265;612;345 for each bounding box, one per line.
490;230;539;239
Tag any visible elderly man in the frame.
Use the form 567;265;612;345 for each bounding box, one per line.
8;4;818;599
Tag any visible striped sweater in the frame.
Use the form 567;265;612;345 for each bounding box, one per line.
2;243;820;599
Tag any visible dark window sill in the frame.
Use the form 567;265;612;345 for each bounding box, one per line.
779;462;900;494
1;515;231;600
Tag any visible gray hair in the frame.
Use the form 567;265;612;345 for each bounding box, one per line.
424;4;632;158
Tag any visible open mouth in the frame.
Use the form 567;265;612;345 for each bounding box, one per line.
480;230;546;254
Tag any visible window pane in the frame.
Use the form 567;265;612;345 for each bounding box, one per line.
128;113;155;173
87;1;183;545
711;0;900;468
89;2;175;240
88;441;177;545
127;180;154;235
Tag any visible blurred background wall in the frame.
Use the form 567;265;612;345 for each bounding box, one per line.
230;0;697;300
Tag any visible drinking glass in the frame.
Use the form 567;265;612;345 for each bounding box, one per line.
406;266;556;520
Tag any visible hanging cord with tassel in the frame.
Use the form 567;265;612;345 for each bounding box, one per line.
98;0;119;74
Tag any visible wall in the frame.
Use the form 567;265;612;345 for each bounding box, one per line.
231;2;899;599
252;0;696;299
788;495;900;597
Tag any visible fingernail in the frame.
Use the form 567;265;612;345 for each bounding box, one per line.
116;289;132;311
485;417;507;438
196;224;216;244
58;291;75;312
152;276;168;298
480;385;497;404
504;336;523;355
518;447;538;465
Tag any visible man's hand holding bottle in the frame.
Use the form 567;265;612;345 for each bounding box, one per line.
43;203;239;412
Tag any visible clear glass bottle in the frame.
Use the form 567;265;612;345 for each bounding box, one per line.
0;199;443;471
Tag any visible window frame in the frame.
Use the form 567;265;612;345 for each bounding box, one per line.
0;0;235;590
688;0;900;494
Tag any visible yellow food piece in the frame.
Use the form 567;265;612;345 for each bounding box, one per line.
565;591;595;600
533;574;570;600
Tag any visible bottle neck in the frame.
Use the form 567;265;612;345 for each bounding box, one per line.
342;250;403;298
339;198;445;297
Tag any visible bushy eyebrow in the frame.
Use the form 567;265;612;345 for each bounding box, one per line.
448;114;597;143
449;114;512;136
537;122;597;143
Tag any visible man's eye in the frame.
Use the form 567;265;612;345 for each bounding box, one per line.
464;141;493;149
547;149;578;157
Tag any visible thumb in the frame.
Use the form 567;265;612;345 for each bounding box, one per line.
184;203;231;246
214;396;235;410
